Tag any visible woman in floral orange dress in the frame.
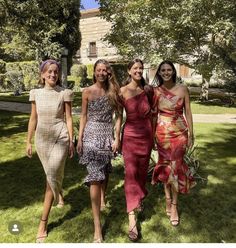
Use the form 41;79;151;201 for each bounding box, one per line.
151;60;196;226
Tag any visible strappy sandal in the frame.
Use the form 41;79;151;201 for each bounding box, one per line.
128;212;139;242
165;198;171;217
137;201;144;212
93;238;103;243
100;204;106;211
36;219;48;243
170;203;179;226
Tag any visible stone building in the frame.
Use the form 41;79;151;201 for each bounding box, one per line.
76;8;121;65
77;8;200;83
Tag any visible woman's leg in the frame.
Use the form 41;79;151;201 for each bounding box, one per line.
57;191;64;207
90;182;103;241
164;183;172;216
128;210;138;241
170;186;179;226
101;175;108;210
37;181;54;239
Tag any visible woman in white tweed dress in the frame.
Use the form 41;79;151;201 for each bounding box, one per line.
26;59;74;243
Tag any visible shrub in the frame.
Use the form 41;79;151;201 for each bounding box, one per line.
70;64;87;78
86;64;94;78
0;60;6;74
4;61;39;90
67;75;81;91
0;74;6;90
5;70;24;95
80;78;93;88
111;63;127;85
19;61;39;89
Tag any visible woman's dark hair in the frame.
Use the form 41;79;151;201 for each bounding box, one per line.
39;59;61;86
123;58;146;87
154;60;177;86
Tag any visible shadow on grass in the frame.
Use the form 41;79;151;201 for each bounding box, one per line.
177;124;236;242
1;117;236;242
0;110;29;138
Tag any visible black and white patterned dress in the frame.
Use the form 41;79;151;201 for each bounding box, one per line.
79;95;114;185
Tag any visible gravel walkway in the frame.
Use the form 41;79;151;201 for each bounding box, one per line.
0;101;236;123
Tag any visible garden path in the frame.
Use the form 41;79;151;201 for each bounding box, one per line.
0;101;236;123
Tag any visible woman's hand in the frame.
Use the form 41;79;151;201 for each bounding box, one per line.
111;138;120;153
76;139;83;155
69;141;75;158
26;143;32;158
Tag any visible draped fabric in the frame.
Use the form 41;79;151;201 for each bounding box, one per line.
121;91;153;212
152;86;196;193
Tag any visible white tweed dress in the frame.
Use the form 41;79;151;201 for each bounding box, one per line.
29;85;73;205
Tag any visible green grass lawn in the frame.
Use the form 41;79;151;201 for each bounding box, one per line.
0;110;235;243
0;92;82;108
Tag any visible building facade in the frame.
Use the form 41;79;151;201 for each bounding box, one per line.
77;8;200;83
76;8;121;65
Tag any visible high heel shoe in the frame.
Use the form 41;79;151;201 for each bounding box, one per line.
170;203;179;226
36;219;48;243
93;238;103;243
128;212;139;242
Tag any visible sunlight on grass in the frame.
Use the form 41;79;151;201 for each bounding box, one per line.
191;102;236;114
0;111;236;242
207;175;224;184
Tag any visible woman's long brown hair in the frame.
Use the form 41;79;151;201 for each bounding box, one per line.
93;59;121;114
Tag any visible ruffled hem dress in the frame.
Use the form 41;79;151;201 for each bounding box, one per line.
151;86;196;193
29;85;73;205
79;95;114;186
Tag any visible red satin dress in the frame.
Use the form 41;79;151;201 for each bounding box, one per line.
152;86;196;193
121;91;153;213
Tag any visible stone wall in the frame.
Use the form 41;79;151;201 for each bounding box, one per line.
76;9;121;65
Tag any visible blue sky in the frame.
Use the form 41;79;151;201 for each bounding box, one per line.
81;0;100;9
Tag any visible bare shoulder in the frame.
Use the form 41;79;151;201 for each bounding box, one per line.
82;87;91;98
120;85;128;95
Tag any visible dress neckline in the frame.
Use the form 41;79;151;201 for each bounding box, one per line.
88;95;107;103
44;85;58;91
123;90;145;102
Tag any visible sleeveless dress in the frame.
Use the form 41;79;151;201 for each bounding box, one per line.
79;95;114;185
151;86;195;193
29;85;73;205
121;91;153;213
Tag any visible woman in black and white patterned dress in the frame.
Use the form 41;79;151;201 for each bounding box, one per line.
77;59;122;243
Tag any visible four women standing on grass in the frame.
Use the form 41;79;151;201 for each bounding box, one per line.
26;58;195;242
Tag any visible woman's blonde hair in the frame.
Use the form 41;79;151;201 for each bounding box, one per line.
93;59;122;114
38;59;62;86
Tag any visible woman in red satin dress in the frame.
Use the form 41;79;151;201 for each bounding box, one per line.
151;60;196;227
119;58;153;241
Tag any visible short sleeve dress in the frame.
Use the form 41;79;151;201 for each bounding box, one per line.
29;85;73;205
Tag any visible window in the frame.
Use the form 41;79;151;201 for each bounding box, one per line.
88;42;97;57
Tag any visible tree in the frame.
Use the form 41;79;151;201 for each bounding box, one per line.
0;0;81;70
99;0;236;98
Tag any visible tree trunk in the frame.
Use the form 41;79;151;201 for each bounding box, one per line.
200;75;210;102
